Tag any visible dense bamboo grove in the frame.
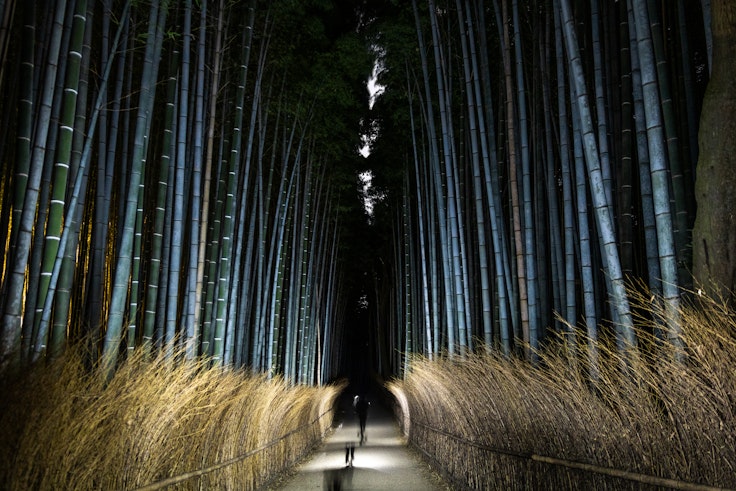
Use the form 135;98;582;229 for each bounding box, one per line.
363;0;727;376
0;0;731;384
0;0;376;383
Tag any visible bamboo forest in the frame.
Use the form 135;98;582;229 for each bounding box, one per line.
1;0;735;489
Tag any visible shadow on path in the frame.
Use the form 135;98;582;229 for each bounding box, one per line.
270;389;447;490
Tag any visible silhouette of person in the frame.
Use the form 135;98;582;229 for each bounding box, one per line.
345;443;354;467
353;395;369;444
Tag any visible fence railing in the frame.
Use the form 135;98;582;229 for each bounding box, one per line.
410;419;734;491
132;407;334;491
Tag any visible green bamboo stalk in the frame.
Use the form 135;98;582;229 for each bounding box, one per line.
212;0;255;365
539;17;566;335
87;0;127;346
164;0;193;355
559;0;636;353
184;0;207;359
103;0;167;379
407;70;434;358
267;116;300;376
51;0;96;356
618;0;635;278
193;0;224;358
412;0;455;355
553;2;577;333
428;0;467;353
32;0;132;365
512;0;540;353
8;2;34;279
572;95;599;375
626;0;662;299
473;0;513;353
500;0;531;356
647;0;690;287
142;49;178;353
1;0;67;365
631;0;682;351
456;0;492;348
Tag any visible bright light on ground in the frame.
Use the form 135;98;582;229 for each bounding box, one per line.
278;394;445;490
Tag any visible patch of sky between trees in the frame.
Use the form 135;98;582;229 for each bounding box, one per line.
359;56;385;217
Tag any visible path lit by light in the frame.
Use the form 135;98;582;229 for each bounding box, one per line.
275;394;443;490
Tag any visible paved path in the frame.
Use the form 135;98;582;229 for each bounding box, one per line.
269;392;448;490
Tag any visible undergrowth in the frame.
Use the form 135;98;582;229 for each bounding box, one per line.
0;348;344;490
389;291;736;490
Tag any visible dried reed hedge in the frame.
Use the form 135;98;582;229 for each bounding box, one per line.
389;291;736;490
0;349;344;490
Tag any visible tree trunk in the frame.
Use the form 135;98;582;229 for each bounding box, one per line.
693;0;736;302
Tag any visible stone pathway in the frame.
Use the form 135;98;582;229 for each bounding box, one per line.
269;392;448;490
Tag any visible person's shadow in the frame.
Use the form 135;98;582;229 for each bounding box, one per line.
323;465;354;490
323;441;357;489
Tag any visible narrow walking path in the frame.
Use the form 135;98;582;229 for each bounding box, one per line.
269;391;448;490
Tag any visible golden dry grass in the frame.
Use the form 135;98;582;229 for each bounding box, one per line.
0;348;345;490
389;291;736;490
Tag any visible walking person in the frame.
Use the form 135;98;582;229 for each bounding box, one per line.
353;395;370;444
345;443;354;467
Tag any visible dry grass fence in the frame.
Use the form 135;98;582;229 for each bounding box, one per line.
388;291;736;490
0;348;345;490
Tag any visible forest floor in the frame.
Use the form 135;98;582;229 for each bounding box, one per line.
268;389;448;490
